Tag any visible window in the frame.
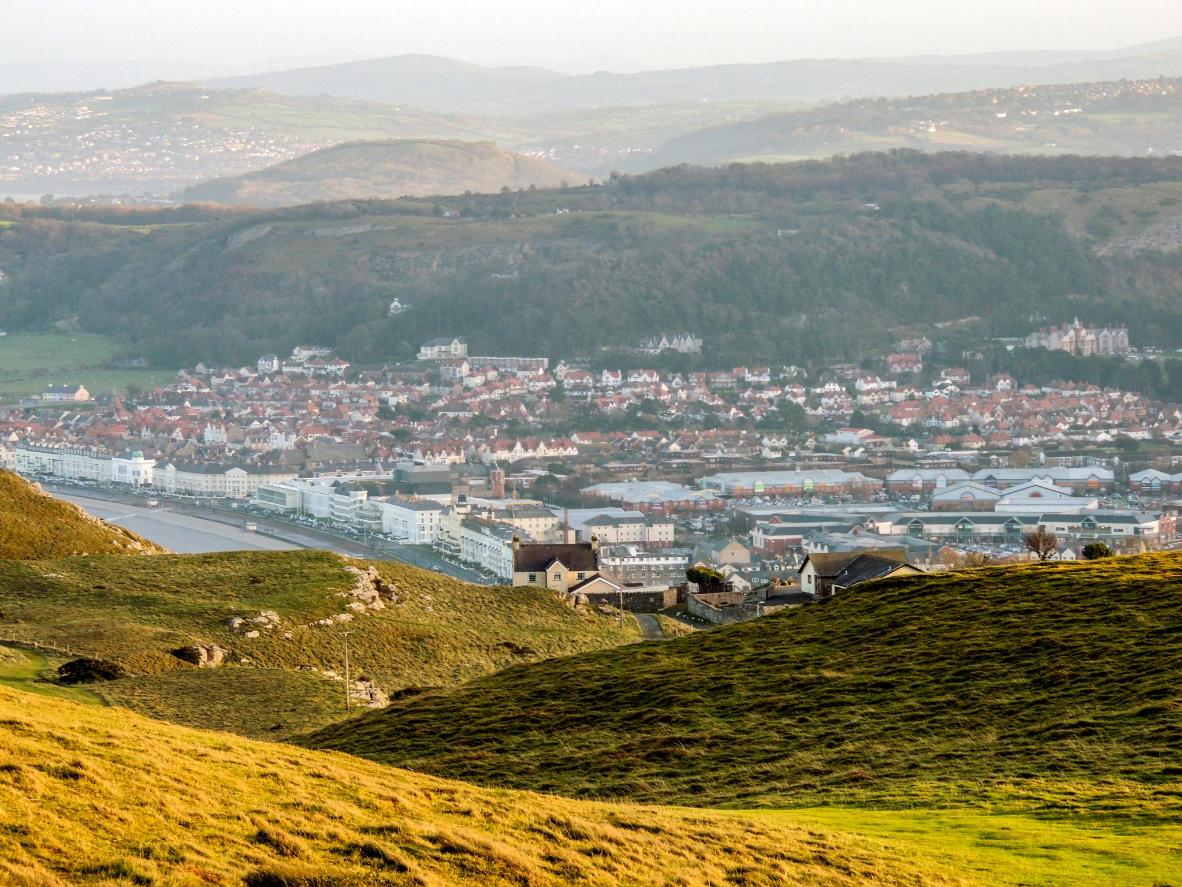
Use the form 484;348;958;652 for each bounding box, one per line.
577;572;585;579
553;573;562;582
528;573;537;582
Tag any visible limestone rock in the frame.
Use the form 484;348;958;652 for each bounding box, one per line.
170;643;227;668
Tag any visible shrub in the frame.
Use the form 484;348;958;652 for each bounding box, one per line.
1081;542;1114;560
57;658;126;684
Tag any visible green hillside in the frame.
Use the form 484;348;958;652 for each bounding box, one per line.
0;688;969;887
304;552;1182;815
0;549;639;737
0;470;162;559
5;152;1182;366
182;139;579;206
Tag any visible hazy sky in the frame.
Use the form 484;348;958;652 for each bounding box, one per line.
3;0;1179;73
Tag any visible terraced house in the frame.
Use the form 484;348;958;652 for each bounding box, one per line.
510;539;617;597
865;511;1171;544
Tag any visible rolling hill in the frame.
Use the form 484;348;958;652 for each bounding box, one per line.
654;77;1182;167
9;67;1182;197
0;688;966;887
0;548;639;737
0;83;495;195
0;470;162;559
4;152;1182;367
303;552;1182;815
181;139;580;206
208;39;1182;114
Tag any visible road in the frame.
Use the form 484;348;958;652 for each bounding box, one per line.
54;493;298;554
634;614;665;640
46;485;490;583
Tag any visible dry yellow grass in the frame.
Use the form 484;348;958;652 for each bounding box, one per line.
0;471;163;559
0;687;967;887
0;550;640;737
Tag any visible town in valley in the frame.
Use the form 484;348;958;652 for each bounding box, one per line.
5;318;1178;624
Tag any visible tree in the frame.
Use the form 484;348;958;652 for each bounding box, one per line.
1081;541;1114;560
1022;527;1059;561
686;566;726;590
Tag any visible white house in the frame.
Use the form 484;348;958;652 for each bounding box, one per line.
158;463;297;500
111;452;155;487
418;338;468;361
367;497;444;544
42;384;90;403
14;442;111;482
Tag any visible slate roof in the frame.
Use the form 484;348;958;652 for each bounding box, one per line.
832;555;914;588
513;542;599;574
801;549;907;578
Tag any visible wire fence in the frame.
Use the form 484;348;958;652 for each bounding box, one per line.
0;636;95;660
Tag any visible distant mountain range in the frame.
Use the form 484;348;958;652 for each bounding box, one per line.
5;39;1182;200
207;38;1182;115
181;140;579;206
5;74;1182;200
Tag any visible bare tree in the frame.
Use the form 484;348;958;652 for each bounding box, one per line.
1022;527;1059;561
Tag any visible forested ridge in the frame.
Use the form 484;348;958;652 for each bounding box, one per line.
2;151;1181;367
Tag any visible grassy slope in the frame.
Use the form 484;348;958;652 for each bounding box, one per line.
182;139;579;206
0;549;640;737
304;553;1182;815
0;331;176;401
0;688;965;887
0;471;163;559
0;645;104;705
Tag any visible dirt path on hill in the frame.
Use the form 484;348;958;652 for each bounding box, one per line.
634;614;665;640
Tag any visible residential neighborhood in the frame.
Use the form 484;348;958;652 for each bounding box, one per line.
2;334;1179;619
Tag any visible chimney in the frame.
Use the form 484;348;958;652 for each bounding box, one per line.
512;535;521;552
590;534;599;554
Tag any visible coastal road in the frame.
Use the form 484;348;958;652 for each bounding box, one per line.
46;486;490;583
52;493;298;554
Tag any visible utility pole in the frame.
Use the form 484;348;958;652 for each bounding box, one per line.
619;585;625;628
343;630;352;711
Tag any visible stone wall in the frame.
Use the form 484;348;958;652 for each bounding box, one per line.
687;590;760;625
579;586;680;613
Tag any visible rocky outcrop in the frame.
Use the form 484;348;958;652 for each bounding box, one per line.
226;224;271;249
170;643;227;668
341;564;394;612
350;677;389;709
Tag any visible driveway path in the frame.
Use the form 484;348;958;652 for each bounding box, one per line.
634;613;665;640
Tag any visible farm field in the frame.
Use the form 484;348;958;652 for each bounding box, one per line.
0;331;175;400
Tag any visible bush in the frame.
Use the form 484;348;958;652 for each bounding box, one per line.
1081;542;1114;560
686;566;725;587
57;658;126;684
